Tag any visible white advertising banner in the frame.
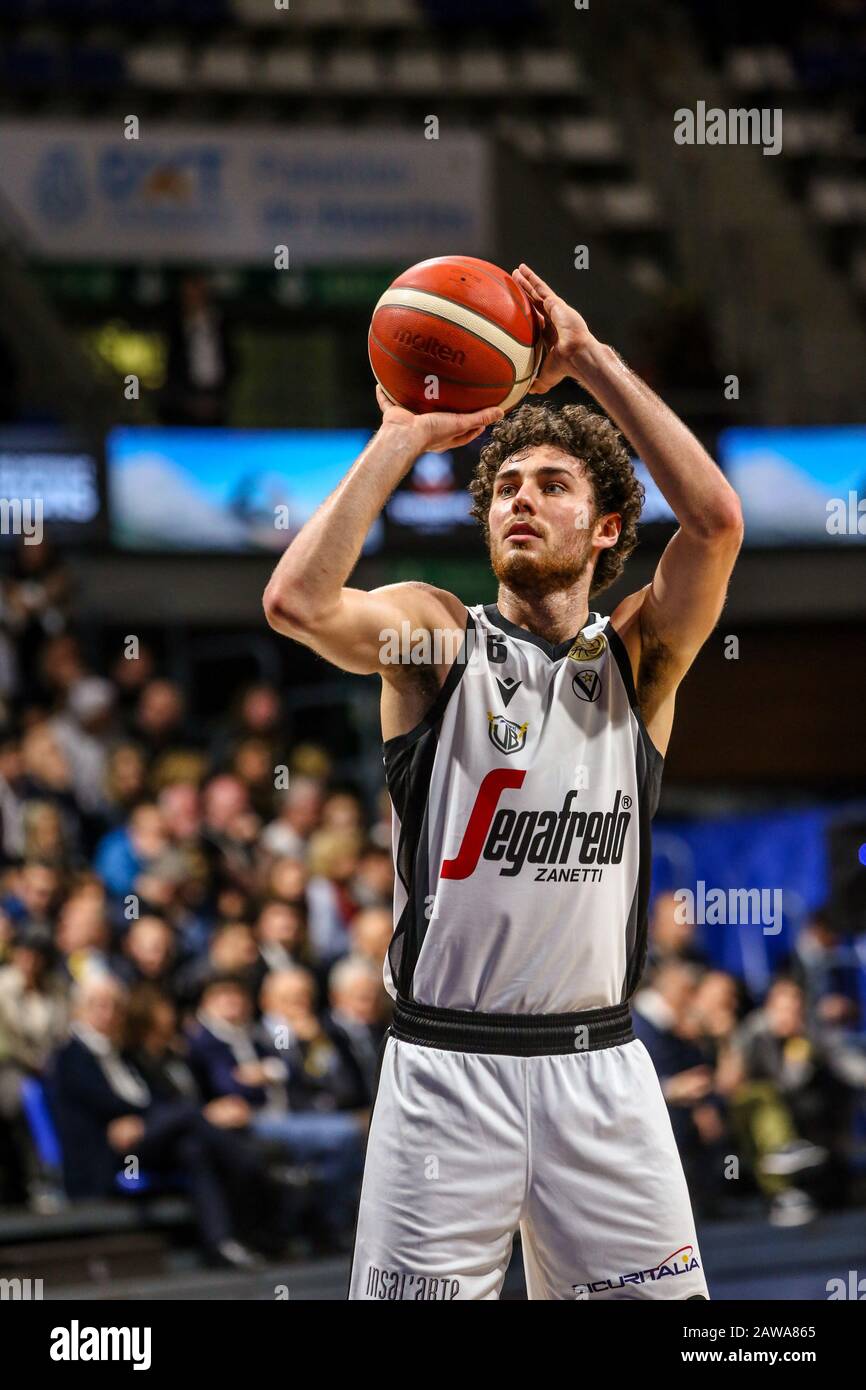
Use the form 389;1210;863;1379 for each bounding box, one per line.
0;121;491;265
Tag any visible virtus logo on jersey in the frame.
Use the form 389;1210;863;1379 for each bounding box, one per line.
487;711;528;754
440;771;632;880
572;669;601;703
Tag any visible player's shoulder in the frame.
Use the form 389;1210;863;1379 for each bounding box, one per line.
370;579;468;629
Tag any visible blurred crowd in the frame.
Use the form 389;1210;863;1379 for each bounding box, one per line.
634;894;866;1227
0;538;393;1264
1;538;865;1267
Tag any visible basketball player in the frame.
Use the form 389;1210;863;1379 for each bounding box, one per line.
264;264;743;1300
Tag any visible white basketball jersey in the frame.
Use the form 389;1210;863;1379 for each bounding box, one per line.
383;603;664;1015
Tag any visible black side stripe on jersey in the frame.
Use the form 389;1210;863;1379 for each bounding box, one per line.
605;623;665;788
383;611;475;999
606;623;665;1002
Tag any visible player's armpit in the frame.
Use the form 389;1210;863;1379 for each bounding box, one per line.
263;579;467;678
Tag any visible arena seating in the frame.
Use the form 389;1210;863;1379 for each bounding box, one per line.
0;0;674;293
678;0;866;314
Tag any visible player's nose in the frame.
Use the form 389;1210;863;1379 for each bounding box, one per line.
510;487;536;513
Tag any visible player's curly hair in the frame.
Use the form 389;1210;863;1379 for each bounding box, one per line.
468;402;644;597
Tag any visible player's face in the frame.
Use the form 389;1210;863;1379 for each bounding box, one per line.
487;445;608;595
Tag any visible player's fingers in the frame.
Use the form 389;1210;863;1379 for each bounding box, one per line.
518;262;554;301
518;271;561;328
452;405;504;432
375;385;391;414
514;269;544;309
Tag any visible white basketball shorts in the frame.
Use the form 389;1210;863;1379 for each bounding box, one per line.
348;1000;708;1301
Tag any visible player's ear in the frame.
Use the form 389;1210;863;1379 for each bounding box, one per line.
595;512;622;549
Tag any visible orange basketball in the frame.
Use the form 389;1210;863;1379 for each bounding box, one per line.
368;255;543;415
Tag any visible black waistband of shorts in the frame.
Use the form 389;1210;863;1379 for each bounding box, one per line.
391;995;633;1056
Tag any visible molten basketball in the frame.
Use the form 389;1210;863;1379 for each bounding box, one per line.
368;255;543;415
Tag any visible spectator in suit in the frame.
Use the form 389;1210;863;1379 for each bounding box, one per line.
127;987;283;1255
126;988;203;1106
188;974;363;1245
251;899;316;1001
260;966;368;1113
50;976;266;1267
187;975;287;1108
326;955;388;1103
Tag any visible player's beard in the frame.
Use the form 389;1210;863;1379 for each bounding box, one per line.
490;526;597;598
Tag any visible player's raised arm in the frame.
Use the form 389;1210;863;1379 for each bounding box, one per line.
513;262;743;745
262;390;503;676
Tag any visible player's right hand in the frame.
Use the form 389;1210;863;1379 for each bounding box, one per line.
376;385;503;454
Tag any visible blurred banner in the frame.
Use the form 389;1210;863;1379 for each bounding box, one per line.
106;425;381;552
719;425;866;546
0;122;491;265
0;426;104;546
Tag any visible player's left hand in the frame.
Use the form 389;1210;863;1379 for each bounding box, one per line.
512;263;596;394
